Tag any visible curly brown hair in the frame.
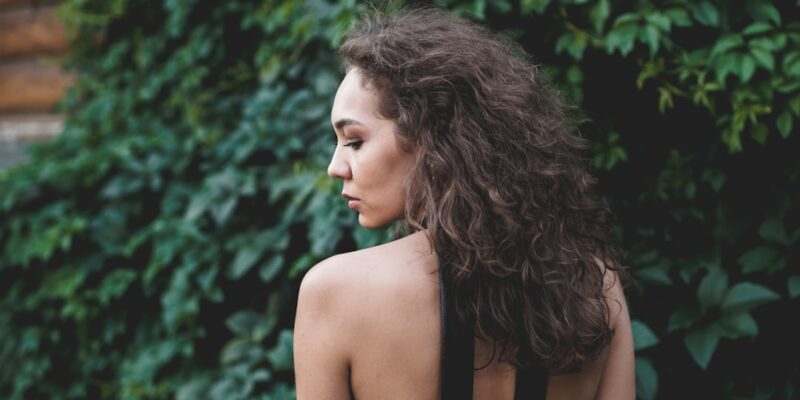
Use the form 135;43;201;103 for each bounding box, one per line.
339;6;629;374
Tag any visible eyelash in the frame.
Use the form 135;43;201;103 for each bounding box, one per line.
343;140;363;150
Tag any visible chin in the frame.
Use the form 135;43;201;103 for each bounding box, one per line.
357;213;394;229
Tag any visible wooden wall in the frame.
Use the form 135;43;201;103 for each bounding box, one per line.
0;0;73;168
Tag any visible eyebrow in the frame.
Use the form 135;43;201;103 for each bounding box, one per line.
333;118;365;131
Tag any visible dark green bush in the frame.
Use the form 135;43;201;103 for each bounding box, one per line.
0;0;798;399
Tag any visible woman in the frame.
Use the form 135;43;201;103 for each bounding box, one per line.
293;6;635;400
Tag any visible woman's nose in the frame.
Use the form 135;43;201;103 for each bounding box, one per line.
327;147;351;180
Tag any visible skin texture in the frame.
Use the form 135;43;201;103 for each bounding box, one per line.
327;68;415;229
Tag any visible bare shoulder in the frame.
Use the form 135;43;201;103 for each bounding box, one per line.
297;231;436;324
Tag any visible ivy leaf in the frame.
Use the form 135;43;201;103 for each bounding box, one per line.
710;34;743;59
749;46;774;71
737;246;787;274
784;52;800;77
588;0;610;33
259;255;284;283
750;123;768;145
737;55;756;82
606;19;639;56
520;0;550;15
788;276;800;299
266;330;294;372
664;8;691;27
776;110;793;138
718;312;758;339
226;310;276;341
684;326;720;370
721;282;780;314
642;25;660;55
632;320;659;350
689;2;720;27
758;218;790;245
555;32;588;60
636;263;672;286
97;268;138;305
635;357;659;400
743;22;774;36
746;1;781;25
668;308;703;333
697;267;728;309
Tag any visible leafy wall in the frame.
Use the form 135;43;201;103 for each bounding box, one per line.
0;0;798;399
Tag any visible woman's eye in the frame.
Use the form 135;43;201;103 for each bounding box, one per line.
343;140;363;150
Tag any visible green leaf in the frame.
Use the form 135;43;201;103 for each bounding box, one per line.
788;276;800;299
635;357;658;400
697;267;728;308
758;218;790;245
747;1;781;25
668;308;703;332
789;95;800;117
259;255;284;283
784;52;800;77
710;35;744;59
220;338;264;366
636;265;672;285
776;110;794;138
642;25;660;55
588;0;610;33
737;246;787;274
645;12;671;32
632;320;659;350
690;2;720;27
701;168;726;192
520;0;551;14
230;243;266;280
664;8;691;27
210;196;238;226
737;55;756;82
743;22;774;36
721;282;780;314
97;268;138;304
555;32;588;60
226;310;276;341
718;312;758;339
605;20;638;56
749;46;774;71
487;0;513;14
750;123;768;144
684;327;720;369
266;330;294;372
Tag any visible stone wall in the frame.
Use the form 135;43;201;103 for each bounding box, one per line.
0;0;72;169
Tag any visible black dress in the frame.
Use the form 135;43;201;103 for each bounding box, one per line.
439;255;547;400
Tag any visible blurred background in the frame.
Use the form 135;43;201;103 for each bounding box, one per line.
0;0;798;399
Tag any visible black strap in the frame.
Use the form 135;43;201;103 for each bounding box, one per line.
439;255;474;399
514;351;547;400
439;255;547;400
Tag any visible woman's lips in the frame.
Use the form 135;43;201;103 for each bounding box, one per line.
342;193;361;209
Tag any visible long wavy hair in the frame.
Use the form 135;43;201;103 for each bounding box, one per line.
339;6;629;373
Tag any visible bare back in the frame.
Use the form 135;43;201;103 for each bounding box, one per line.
293;231;635;399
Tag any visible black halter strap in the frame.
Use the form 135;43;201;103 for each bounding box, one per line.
439;254;475;399
439;254;548;400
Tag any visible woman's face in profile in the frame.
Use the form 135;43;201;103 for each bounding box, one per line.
328;68;415;229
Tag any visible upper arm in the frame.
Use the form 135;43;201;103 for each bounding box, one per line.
293;258;354;400
594;265;635;400
546;261;635;400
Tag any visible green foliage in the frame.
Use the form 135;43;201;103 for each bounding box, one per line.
0;0;798;399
